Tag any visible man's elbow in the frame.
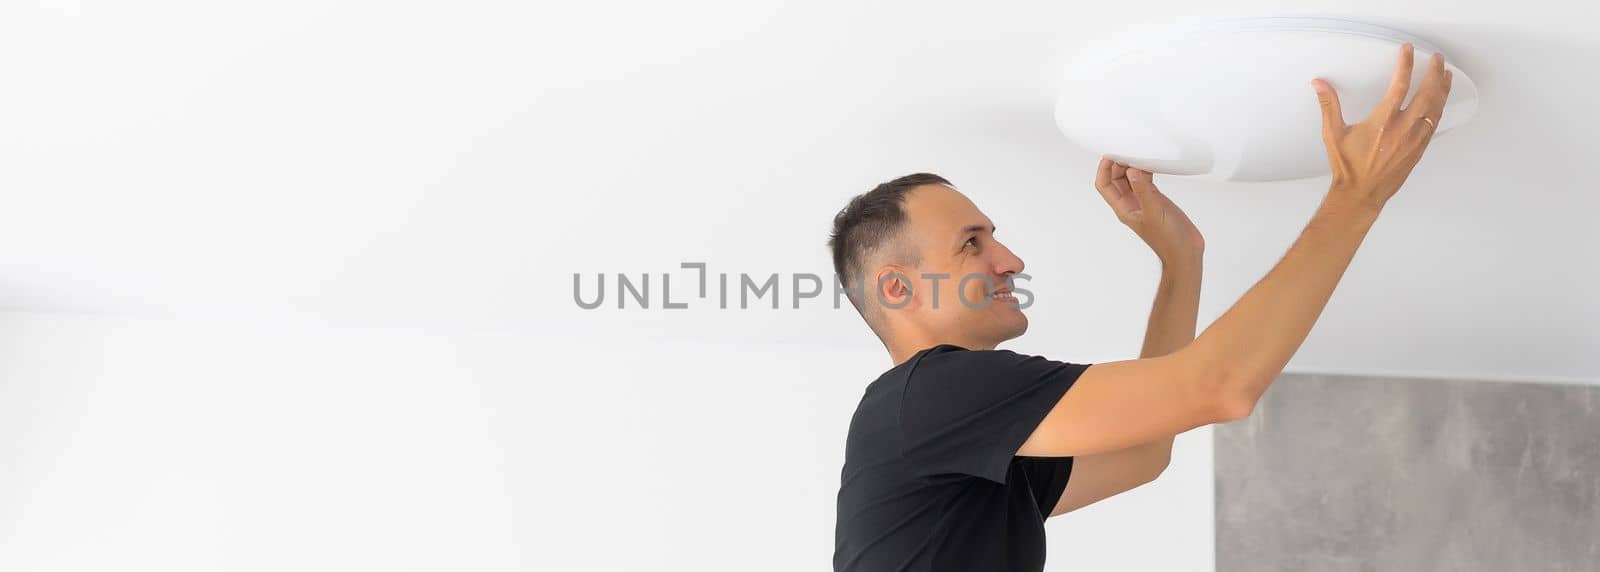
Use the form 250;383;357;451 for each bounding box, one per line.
1142;444;1174;485
1199;353;1262;423
1215;392;1256;423
1148;454;1172;484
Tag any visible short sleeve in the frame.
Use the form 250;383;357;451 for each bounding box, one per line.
898;347;1090;484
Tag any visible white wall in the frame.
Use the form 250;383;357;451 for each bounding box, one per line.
1;1;1595;384
0;309;1213;571
9;2;1593;569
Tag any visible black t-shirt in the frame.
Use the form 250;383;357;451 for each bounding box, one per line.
834;344;1092;571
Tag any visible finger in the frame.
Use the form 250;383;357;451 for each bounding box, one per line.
1109;161;1134;196
1093;158;1128;213
1406;51;1449;117
1125;167;1158;213
1096;157;1114;188
1379;42;1415;113
1410;61;1454;146
1440;68;1454;117
1312;78;1345;143
1429;56;1453;118
1409;76;1452;144
1105;162;1140;216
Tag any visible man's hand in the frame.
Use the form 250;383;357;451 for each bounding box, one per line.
1312;42;1453;211
1093;157;1204;266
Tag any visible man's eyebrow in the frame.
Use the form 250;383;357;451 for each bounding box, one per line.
957;224;995;236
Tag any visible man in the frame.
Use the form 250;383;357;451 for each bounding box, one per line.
832;43;1453;571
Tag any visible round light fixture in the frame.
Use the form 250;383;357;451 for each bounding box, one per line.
1053;17;1478;182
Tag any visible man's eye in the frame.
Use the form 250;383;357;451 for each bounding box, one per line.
964;237;978;249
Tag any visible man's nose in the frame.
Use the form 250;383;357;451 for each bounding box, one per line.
994;244;1024;275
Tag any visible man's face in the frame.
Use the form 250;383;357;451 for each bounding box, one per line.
885;184;1028;346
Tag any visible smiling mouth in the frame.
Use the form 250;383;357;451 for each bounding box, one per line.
988;288;1017;302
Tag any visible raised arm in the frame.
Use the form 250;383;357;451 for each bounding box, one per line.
1019;42;1453;458
1040;157;1204;516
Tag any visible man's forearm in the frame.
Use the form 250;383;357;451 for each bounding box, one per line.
1195;191;1381;410
1141;258;1202;359
1128;256;1202;466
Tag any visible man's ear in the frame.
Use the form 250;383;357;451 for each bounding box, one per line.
873;265;914;312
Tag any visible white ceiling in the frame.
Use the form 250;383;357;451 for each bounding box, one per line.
1;1;1595;381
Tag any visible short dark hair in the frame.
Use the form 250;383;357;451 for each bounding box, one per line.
828;173;951;311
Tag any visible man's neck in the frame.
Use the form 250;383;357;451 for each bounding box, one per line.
885;334;997;367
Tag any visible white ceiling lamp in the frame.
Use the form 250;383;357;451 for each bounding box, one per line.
1053;17;1478;182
